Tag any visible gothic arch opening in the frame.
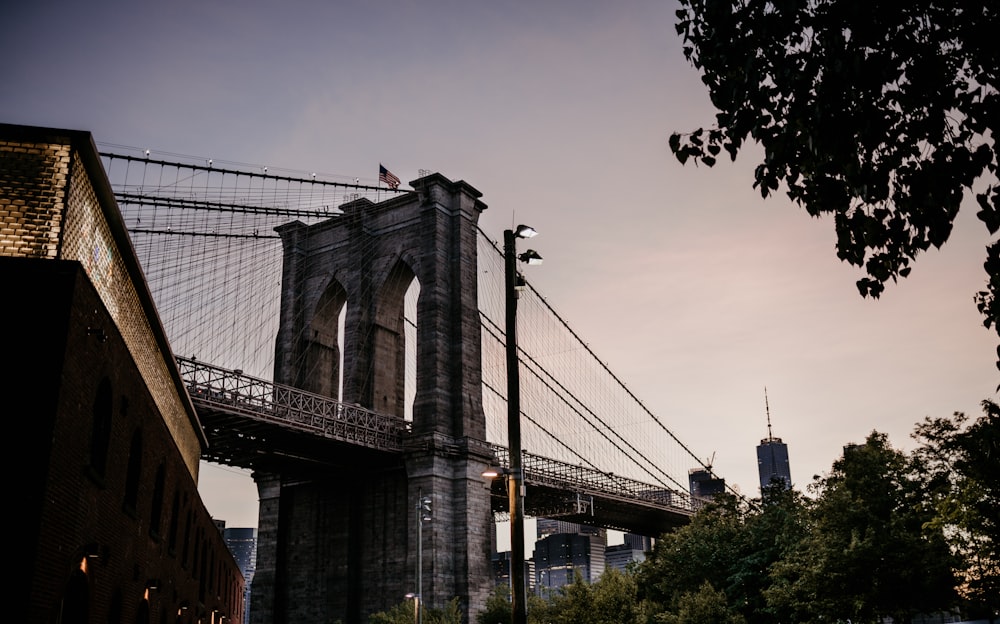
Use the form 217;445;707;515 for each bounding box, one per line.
298;278;348;399
404;279;419;422
371;261;419;420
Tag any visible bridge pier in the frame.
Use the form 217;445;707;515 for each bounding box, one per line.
404;436;495;618
250;465;411;624
249;445;493;624
254;173;494;623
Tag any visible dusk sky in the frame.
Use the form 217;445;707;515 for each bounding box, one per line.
4;0;995;532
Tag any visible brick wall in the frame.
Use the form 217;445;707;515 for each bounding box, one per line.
1;123;244;624
7;258;244;624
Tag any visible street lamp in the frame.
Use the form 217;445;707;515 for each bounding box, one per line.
404;593;419;624
504;225;541;624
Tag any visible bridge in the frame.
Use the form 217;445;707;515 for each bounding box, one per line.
99;150;723;623
179;356;696;536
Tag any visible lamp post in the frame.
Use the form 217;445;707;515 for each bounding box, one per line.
504;225;540;624
404;593;419;624
414;489;431;624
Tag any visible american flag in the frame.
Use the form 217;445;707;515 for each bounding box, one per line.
379;164;401;189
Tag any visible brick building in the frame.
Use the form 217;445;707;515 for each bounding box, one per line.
2;123;244;623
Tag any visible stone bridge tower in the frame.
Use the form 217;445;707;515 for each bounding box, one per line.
251;174;495;623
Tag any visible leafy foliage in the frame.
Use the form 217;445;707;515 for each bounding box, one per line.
487;414;996;623
636;491;804;624
669;0;999;368
654;582;746;624
530;568;647;624
766;432;958;623
911;400;1000;618
476;586;511;624
369;598;461;624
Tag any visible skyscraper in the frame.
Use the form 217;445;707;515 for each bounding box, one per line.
222;527;257;624
533;532;606;591
757;389;792;492
688;468;726;499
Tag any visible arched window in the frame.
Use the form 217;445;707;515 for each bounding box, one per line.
88;378;112;481
123;429;142;516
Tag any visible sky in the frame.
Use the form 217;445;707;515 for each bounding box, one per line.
4;0;995;533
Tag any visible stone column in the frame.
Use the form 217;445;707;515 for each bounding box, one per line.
249;472;281;624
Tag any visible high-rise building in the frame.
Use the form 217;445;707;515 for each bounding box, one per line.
223;527;257;624
491;551;534;592
756;390;792;492
622;533;654;553
605;534;653;573
688;468;726;499
533;532;606;592
535;519;604;539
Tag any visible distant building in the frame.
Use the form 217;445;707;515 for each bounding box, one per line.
757;390;792;492
533;531;606;592
688;468;726;499
604;544;646;572
622;532;654;552
604;533;652;573
757;437;792;492
491;551;534;592
536;519;604;539
223;527;257;624
5;123;244;624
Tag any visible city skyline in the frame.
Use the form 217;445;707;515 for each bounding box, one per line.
3;0;994;534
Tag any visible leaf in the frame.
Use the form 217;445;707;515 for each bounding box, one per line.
976;190;1000;234
669;133;682;154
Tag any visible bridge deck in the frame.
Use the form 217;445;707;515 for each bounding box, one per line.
180;357;697;534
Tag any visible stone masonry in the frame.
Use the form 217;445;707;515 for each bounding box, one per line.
252;173;495;623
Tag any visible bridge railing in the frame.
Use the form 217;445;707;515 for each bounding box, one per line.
489;444;701;514
176;356;409;452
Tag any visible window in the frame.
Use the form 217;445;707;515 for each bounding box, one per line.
123;429;142;516
88;379;113;481
149;463;166;538
167;492;181;555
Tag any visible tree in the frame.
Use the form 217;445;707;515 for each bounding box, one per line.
635;491;805;624
477;586;511;624
654;582;746;624
912;400;1000;620
669;0;1000;367
766;432;958;623
369;598;462;624
731;485;808;623
637;494;748;610
589;568;647;624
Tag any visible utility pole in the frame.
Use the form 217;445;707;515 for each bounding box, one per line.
503;226;540;624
